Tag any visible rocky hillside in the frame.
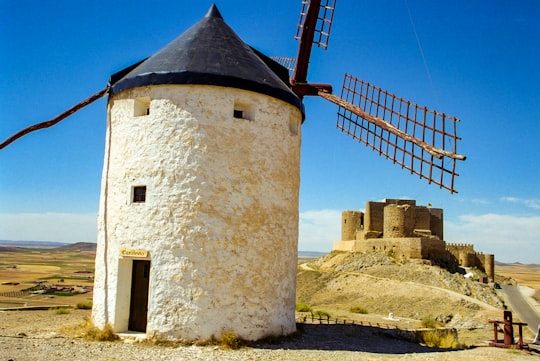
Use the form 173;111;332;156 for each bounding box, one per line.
297;251;504;337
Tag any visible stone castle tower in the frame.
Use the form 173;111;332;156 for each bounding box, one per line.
92;5;304;341
335;199;495;281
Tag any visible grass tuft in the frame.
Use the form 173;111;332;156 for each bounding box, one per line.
220;331;242;349
313;310;331;318
54;307;70;315
62;317;119;342
295;303;312;312
419;329;460;349
349;305;368;314
75;300;93;310
421;315;440;329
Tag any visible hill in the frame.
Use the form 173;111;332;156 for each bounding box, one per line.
0;240;68;248
56;242;96;252
296;251;510;345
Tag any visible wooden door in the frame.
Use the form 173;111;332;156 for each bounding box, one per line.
128;260;150;332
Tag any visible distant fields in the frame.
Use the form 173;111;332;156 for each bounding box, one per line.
0;246;95;308
1;243;538;310
495;262;540;291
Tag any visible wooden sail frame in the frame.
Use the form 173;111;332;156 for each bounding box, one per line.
331;74;465;193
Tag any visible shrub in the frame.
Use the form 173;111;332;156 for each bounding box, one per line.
420;329;460;349
295;303;312;312
220;331;242;349
421;315;439;329
75;301;93;310
349;306;368;314
85;323;119;342
313;310;331;318
63;318;120;342
55;307;70;315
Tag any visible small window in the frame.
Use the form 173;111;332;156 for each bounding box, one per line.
133;186;147;203
233;100;254;121
233;109;244;119
134;97;151;117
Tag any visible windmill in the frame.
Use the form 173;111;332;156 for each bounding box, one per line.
274;0;466;193
1;2;465;341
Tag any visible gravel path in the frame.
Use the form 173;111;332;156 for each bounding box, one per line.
0;310;538;361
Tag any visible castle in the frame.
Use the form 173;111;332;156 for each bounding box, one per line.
333;199;495;280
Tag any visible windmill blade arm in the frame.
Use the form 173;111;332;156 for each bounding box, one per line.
323;74;466;193
0;87;109;150
294;0;321;84
318;90;465;161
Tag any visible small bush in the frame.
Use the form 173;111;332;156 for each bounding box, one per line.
75;301;93;310
55;307;70;315
420;329;460;349
220;331;242;349
313;310;331;318
85;323;119;342
421;315;440;329
194;339;211;346
349;306;368;314
63;318;119;342
295;303;312;312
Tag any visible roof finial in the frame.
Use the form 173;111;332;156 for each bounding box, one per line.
205;4;223;19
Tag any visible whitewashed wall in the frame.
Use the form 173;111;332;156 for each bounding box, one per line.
93;84;302;341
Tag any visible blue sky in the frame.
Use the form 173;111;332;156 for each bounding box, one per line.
1;1;539;263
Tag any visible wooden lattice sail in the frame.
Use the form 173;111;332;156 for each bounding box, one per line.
283;0;466;193
334;74;465;193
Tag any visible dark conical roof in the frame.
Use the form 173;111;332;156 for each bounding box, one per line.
110;4;303;112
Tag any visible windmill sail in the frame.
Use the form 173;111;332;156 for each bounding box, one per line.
293;0;336;85
0;87;109;150
270;56;296;79
326;73;465;193
295;0;336;49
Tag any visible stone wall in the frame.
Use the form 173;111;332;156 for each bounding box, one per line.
446;243;495;280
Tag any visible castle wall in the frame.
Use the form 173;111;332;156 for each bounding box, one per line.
446;244;495;279
341;211;363;241
414;206;431;231
93;85;302;341
334;237;446;260
429;208;444;239
383;204;415;237
336;200;494;276
364;202;385;236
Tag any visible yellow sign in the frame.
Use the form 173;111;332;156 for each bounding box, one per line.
120;249;149;258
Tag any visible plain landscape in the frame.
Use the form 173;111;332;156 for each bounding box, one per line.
0;241;539;360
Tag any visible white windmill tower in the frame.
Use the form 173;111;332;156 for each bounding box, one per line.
1;1;466;342
90;5;304;340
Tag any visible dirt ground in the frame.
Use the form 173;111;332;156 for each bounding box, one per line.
0;309;538;361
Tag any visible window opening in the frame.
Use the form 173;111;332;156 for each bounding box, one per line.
134;97;151;117
233;100;254;121
133;186;147;203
